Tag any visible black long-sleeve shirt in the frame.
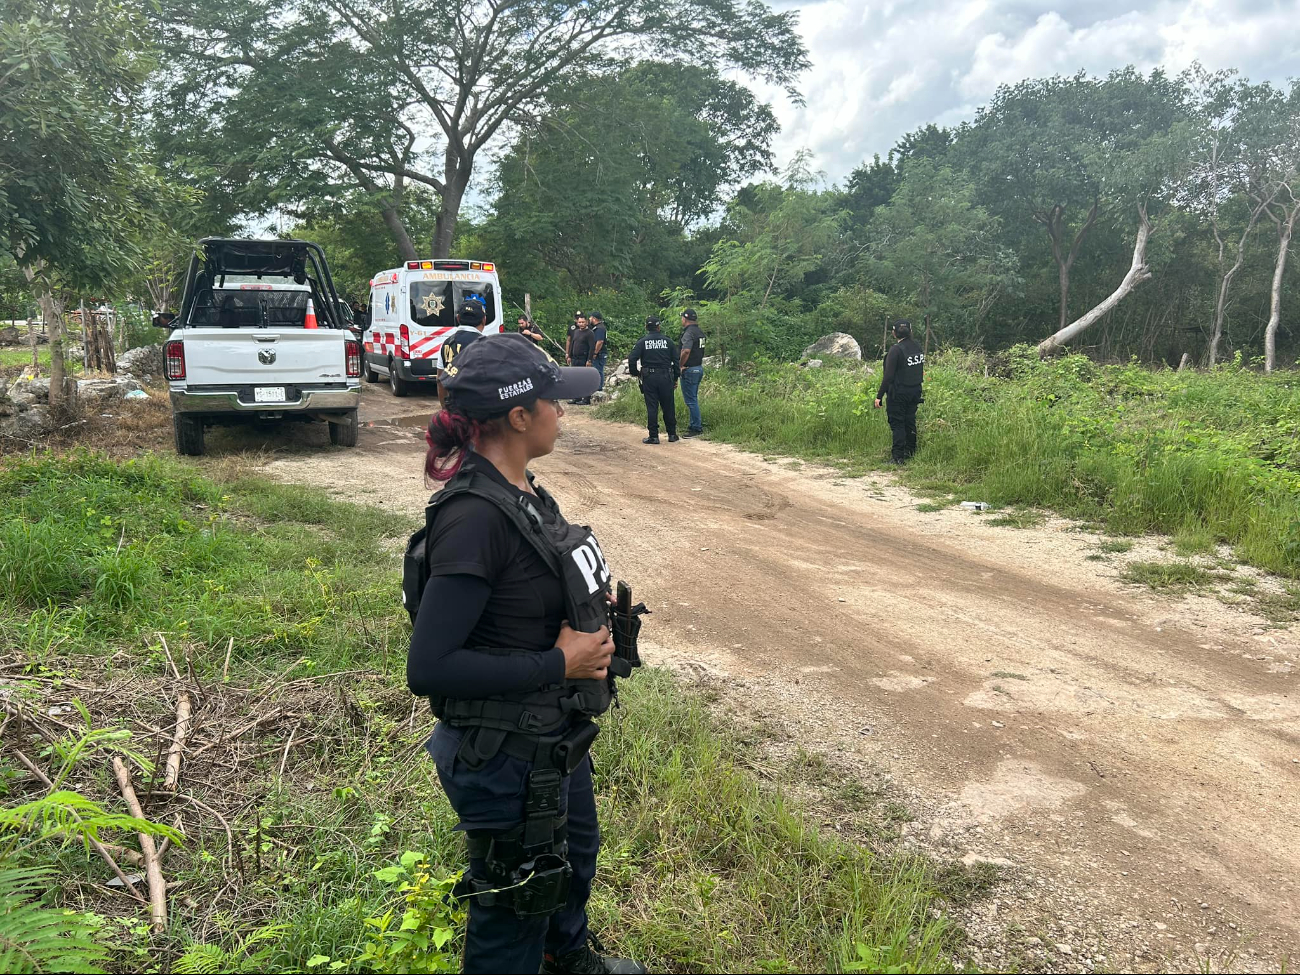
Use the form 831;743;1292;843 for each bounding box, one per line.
407;574;564;698
406;457;567;700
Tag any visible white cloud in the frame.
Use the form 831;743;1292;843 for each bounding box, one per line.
754;0;1300;185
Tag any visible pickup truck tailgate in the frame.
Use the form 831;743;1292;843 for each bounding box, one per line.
180;328;348;386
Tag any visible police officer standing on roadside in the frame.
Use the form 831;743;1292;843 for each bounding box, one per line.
627;315;679;444
408;333;648;975
874;319;925;463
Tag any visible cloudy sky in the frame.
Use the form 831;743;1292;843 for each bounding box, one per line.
751;0;1299;184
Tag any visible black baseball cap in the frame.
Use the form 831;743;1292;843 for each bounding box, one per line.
645;315;662;327
574;309;585;318
682;308;698;321
442;333;600;417
588;311;603;322
457;301;485;326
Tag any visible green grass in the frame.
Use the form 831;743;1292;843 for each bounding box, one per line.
987;509;1046;529
1122;561;1213;592
598;348;1300;578
0;453;967;974
1098;538;1135;554
0;344;55;371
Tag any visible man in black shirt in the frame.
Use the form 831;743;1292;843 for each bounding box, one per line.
627;315;680;444
567;316;596;404
874;319;925;463
677;308;706;436
566;310;586;364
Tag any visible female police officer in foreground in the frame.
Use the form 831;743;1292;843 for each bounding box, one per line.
406;333;647;975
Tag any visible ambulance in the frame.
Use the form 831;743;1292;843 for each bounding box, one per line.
363;259;504;396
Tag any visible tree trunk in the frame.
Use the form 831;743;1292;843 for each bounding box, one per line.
46;295;74;412
1038;205;1153;357
1039;199;1099;333
1057;260;1071;334
1264;203;1298;374
1178;352;1193;372
433;149;471;258
383;206;419;262
1210;202;1267;367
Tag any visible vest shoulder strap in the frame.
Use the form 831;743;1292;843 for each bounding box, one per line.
425;465;563;577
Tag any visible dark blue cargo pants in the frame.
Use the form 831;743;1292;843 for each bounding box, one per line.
427;722;598;974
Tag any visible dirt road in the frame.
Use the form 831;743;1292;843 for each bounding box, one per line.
226;387;1298;972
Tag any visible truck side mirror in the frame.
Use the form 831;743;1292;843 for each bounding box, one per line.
153;313;176;328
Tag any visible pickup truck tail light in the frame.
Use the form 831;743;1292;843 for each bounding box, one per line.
345;339;361;377
165;340;186;380
398;324;410;359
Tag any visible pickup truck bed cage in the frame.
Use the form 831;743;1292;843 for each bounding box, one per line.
178;238;350;330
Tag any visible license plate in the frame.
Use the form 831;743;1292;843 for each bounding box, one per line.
254;386;286;403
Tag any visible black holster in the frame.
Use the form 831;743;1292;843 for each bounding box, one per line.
462;720;599;917
610;601;649;670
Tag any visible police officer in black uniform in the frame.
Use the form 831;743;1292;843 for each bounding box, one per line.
627;315;680;444
874;319;925;463
408;333;647;975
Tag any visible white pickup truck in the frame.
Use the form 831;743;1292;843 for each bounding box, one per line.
161;238;362;456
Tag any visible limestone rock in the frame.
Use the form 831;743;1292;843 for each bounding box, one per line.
0;406;55;441
119;343;165;380
801;332;862;361
77;376;143;406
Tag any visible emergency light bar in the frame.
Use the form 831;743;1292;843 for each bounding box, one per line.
404;260;495;272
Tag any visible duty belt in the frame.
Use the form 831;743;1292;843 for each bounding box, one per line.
641;366;671;373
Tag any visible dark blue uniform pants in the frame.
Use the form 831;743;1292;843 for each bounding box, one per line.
886;386;921;462
429;723;598;974
640;369;676;438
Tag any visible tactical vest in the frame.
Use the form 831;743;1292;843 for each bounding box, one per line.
403;459;617;735
893;339;925;388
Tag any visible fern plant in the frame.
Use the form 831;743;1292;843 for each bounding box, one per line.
0;867;108;975
1;712;181;975
173;923;288;974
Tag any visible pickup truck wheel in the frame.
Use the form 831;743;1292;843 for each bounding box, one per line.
389;359;410;397
173;414;205;456
363;359;380;383
328;409;359;447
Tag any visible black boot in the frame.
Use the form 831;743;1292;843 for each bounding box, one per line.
667;434;680;442
642;436;660;444
540;935;647;974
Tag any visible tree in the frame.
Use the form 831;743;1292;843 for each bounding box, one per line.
290;189;443;300
1032;69;1194;355
0;0;157;407
701;155;846;359
1182;69;1281;366
863;160;1017;348
963;73;1108;335
1254;82;1300;372
155;0;809;258
482;62;776;293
